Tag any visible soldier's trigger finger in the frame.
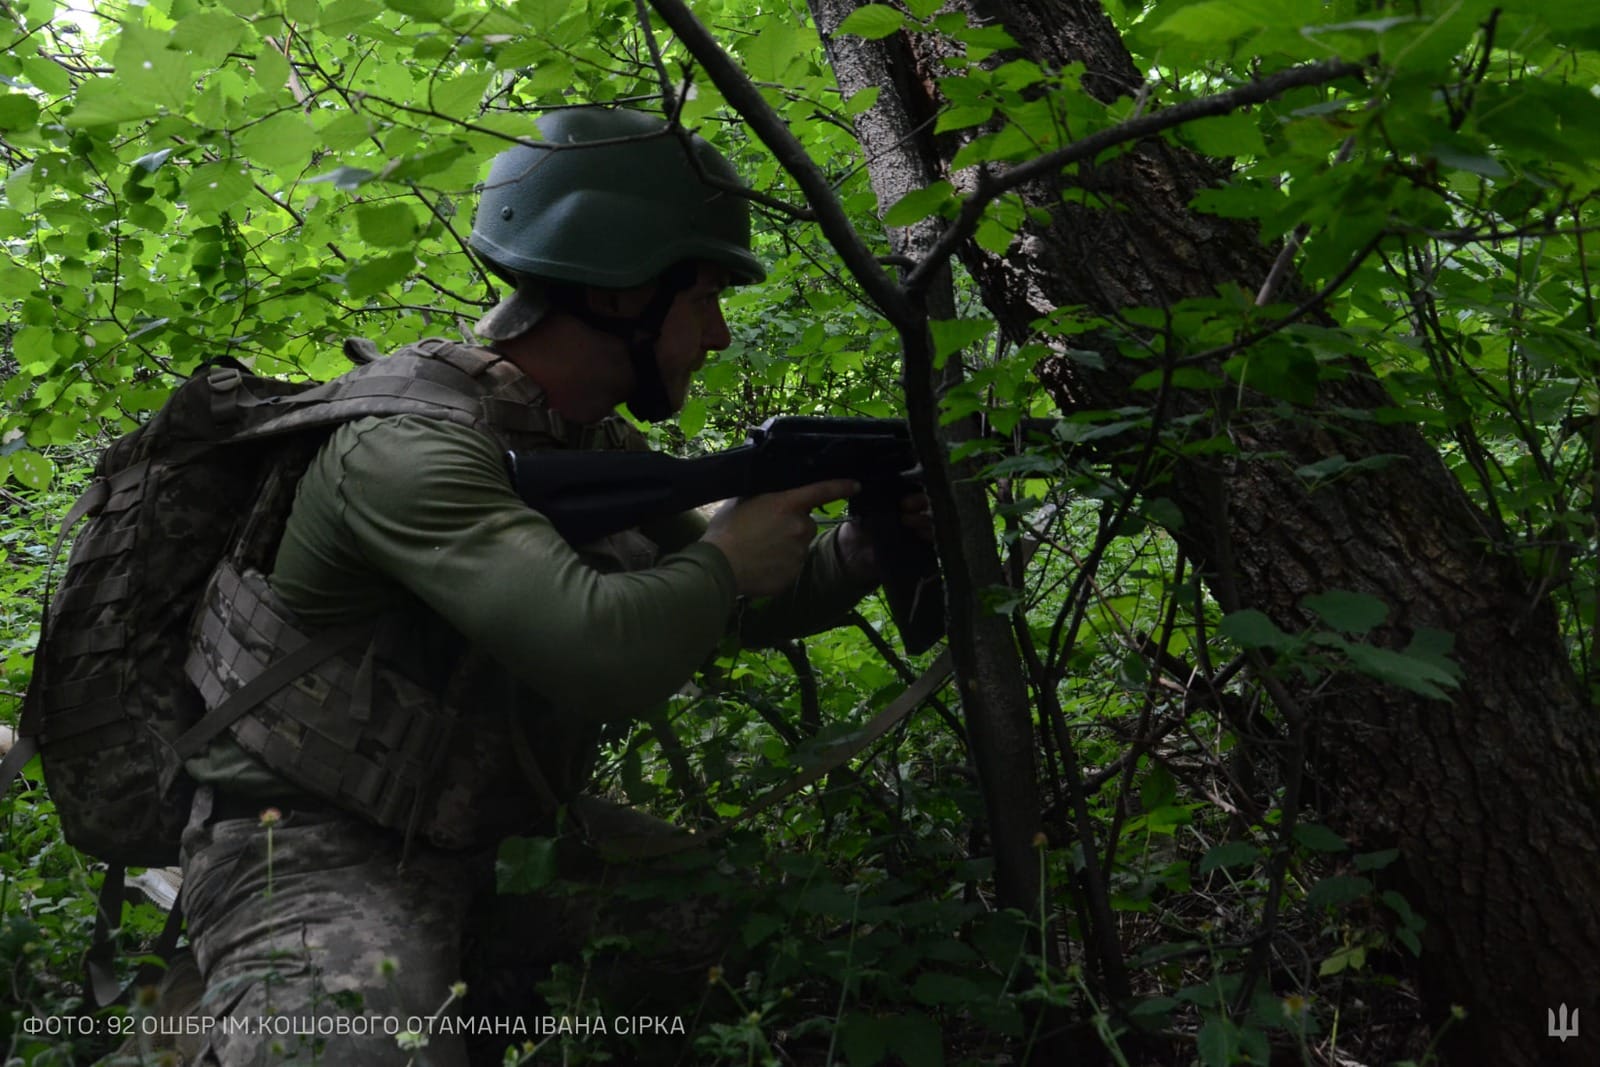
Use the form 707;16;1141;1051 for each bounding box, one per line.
785;479;860;512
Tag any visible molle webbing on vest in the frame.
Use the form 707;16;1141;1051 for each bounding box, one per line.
184;340;651;847
187;562;462;840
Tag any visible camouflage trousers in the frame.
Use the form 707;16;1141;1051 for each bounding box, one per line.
142;787;734;1067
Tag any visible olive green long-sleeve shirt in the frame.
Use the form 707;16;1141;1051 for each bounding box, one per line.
188;413;875;795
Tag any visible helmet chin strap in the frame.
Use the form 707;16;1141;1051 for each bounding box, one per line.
548;263;698;423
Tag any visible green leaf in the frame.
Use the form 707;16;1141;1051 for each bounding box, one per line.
346;251;417;299
911;972;982;1006
1181;111;1268;158
1218;609;1296;651
319;0;384;31
1357;848;1401;871
678;396;707;439
1132;367;1226;391
950;22;1018;59
1145;804;1193;833
983;453;1060;477
0;263;37;299
1292;452;1406;483
22;55;72;96
1196;1017;1238;1067
182;162;255;215
431;70;492;119
844;86;880;115
839;1012;889;1066
252;47;290;94
1306;874;1372;910
512;0;570;33
235;113;319;170
170;10;249;67
385;0;454;20
495;836;556;892
307;165;378;190
5;165;41;214
1224;343;1320;405
67;78;160;127
1402;627;1461;682
9;450;56;490
1293;823;1348;852
949;123;1043;170
126;317;171;343
881;1014;943;1067
883;180;956;228
742;23;812;81
740;912;783;947
838;4;906;39
936;104;994;133
112;24;196;113
974;215;1014;254
1129;995;1179;1024
132;148;175;174
355;202;421;248
0;93;40;132
1319;943;1367;975
1199;840;1261;874
317;111;378;151
1140;764;1177;811
1430;142;1506;178
382;143;471;183
1380;889;1420;926
1302;589;1388;635
1155;0;1298;46
1342;642;1461;699
929;316;991;364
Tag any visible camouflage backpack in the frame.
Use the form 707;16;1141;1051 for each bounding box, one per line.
1;339;540;870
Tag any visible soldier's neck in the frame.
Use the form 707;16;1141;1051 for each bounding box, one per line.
495;318;632;425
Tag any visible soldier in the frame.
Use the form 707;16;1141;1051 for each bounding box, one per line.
170;108;920;1066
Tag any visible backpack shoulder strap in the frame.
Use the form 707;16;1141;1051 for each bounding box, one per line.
214;339;557;445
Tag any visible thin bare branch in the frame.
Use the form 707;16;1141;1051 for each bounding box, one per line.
905;58;1368;296
632;0;678;115
647;0;914;328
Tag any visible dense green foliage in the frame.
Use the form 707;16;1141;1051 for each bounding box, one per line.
3;0;1599;1063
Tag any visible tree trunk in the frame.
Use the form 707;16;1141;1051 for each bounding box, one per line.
817;0;1600;1062
800;0;1048;925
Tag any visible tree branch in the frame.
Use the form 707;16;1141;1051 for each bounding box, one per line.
632;0;679;116
905;58;1368;296
646;0;915;328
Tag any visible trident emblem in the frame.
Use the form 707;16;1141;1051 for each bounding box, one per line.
1548;1003;1580;1042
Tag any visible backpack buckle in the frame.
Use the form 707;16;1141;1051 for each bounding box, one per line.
207;365;243;392
206;365;246;425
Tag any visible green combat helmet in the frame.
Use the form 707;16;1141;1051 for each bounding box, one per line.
469;108;765;421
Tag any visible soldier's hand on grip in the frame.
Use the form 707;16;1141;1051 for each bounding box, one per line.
702;479;859;597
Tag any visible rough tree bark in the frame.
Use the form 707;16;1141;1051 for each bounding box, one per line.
814;0;1600;1063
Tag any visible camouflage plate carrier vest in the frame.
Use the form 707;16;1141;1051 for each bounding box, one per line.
182;338;658;850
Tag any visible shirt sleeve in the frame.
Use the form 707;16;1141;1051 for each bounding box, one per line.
735;524;880;646
270;415;739;720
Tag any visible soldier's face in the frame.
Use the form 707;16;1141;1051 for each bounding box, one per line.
651;263;733;412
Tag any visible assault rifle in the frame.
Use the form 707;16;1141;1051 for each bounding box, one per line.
504;416;943;654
